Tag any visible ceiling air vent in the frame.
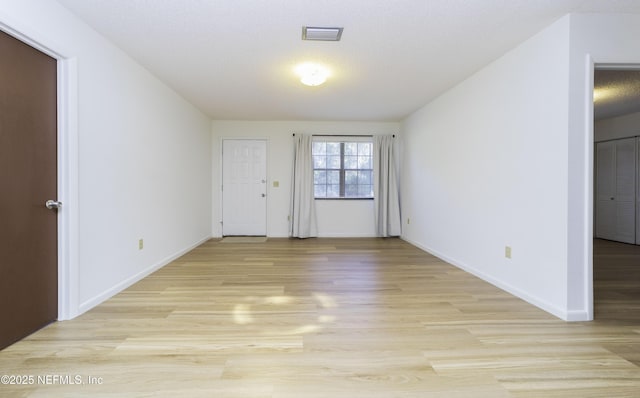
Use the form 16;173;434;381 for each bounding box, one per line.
302;26;343;41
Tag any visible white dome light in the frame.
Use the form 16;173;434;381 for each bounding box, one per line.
295;63;330;87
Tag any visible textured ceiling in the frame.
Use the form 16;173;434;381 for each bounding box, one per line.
594;69;640;120
56;0;640;121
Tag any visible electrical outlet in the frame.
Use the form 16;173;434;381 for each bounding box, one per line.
505;246;511;259
273;181;279;188
139;238;144;250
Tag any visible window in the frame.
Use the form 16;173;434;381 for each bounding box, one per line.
312;139;373;198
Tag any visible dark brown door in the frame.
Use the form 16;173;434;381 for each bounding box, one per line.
0;30;58;350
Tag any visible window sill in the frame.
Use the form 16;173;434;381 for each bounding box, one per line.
314;197;374;201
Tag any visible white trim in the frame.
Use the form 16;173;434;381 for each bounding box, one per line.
0;13;80;320
595;63;640;70
586;60;640;322
565;310;591;322
318;233;377;238
56;57;80;320
78;236;211;314
585;55;595;322
400;237;588;321
214;135;223;238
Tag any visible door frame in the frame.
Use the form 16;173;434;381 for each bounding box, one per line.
0;14;79;320
219;137;269;237
587;61;640;321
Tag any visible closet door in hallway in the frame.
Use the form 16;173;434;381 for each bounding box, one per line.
595;138;636;244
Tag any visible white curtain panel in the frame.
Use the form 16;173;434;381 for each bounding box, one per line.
289;134;318;238
374;135;402;237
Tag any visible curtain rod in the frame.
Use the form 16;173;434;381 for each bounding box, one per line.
292;134;395;137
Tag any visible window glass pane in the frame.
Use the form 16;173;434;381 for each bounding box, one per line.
358;142;372;156
327;142;341;155
314;170;326;185
313;155;326;169
327;155;341;169
327;184;340;197
313;142;326;155
358;184;373;197
345;170;358;185
358;170;372;185
345;184;358;197
344;155;358;169
313;139;374;199
344;142;357;155
327;170;340;184
358;156;372;169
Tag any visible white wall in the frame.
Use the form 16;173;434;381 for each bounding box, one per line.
211;120;399;237
401;13;640;321
566;14;640;319
401;16;572;319
1;0;212;317
595;111;640;142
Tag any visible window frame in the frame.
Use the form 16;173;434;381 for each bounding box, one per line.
312;136;374;200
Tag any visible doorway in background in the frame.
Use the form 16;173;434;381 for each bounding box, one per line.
593;67;640;320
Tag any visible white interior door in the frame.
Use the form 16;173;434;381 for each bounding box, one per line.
222;140;267;236
595;138;636;244
614;138;636;244
637;137;640;245
596;141;616;240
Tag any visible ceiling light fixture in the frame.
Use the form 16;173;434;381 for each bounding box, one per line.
295;62;330;87
302;26;343;41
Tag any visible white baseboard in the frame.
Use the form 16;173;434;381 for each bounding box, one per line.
400;236;584;322
564;309;591;322
257;233;379;238
77;235;211;316
317;233;378;238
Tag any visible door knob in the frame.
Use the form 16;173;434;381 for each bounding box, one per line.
45;200;62;210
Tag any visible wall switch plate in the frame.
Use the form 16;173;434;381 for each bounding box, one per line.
505;246;511;259
139;239;144;250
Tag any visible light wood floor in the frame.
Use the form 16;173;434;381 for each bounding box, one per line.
1;238;639;397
